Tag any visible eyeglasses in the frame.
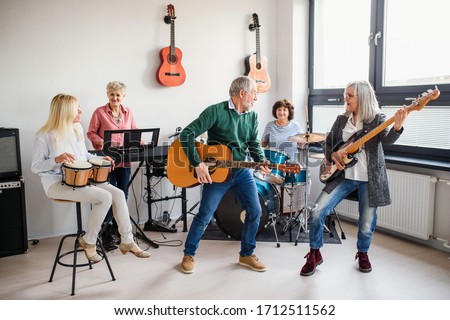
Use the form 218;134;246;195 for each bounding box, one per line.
343;92;356;99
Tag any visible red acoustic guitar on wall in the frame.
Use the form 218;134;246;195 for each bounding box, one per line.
245;13;271;93
156;4;186;86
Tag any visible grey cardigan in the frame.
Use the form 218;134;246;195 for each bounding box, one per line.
323;113;403;207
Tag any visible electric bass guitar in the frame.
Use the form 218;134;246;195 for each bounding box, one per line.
319;87;440;183
167;138;301;188
244;13;271;93
156;4;186;86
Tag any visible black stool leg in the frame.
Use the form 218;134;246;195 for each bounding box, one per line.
49;201;115;296
97;238;116;281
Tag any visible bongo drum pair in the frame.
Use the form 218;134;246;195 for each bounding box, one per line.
62;158;112;188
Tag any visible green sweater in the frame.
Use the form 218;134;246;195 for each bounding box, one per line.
179;101;265;167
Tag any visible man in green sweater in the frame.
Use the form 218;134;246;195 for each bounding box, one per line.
179;76;271;274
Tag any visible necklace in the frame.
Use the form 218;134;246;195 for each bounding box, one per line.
276;120;288;127
110;109;122;124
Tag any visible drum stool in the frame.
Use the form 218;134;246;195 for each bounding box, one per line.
48;199;115;295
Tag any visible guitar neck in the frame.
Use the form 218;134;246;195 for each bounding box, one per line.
345;116;395;154
170;20;175;56
255;28;261;63
215;160;265;170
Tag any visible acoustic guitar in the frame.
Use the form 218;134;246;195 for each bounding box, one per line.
244;13;271;93
319;87;440;183
156;4;186;86
167;138;301;188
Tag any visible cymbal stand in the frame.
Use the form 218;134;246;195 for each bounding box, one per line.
281;184;299;243
295;140;312;246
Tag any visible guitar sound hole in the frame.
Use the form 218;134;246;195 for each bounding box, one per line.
168;54;178;64
256;63;262;70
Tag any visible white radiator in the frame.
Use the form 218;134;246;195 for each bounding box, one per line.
335;169;437;240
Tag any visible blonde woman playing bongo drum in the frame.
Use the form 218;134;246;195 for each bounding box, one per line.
31;93;150;262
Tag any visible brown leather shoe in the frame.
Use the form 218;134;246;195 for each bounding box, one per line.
300;248;323;276
181;255;195;274
239;254;266;272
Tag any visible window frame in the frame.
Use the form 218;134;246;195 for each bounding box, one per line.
307;0;450;171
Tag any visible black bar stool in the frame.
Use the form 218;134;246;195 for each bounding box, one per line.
48;200;116;295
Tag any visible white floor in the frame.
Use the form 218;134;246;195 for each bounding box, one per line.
0;219;449;301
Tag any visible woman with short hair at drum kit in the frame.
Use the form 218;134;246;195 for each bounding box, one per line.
259;99;311;202
261;99;304;160
31;93;150;262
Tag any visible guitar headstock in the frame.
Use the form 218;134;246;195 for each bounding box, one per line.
280;163;301;174
164;4;176;23
249;13;260;31
408;86;440;112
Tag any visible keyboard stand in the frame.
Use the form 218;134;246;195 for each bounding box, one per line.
128;160;187;234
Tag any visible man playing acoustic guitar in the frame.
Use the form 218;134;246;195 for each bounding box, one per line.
177;76;272;274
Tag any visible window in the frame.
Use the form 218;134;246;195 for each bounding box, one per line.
308;0;450;168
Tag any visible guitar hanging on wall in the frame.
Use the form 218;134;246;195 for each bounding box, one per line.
156;4;186;86
244;13;271;93
319;87;441;183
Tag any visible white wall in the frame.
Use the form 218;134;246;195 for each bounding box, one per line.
0;0;310;239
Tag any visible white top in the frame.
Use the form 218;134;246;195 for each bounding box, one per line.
31;123;94;195
342;114;368;182
261;120;303;161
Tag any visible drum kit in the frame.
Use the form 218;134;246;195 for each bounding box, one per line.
61;158;112;189
214;132;326;247
253;132;326;246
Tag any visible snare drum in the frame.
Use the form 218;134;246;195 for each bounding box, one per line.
253;148;290;185
283;169;307;187
62;161;93;188
89;157;112;184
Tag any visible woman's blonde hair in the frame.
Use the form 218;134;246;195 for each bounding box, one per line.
106;81;127;94
38;94;82;150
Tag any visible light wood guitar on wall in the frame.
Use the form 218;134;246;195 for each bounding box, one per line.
244;13;271;93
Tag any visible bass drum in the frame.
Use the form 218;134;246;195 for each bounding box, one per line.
214;181;280;240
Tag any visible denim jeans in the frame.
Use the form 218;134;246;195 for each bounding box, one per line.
104;167;131;226
309;178;377;252
184;169;261;257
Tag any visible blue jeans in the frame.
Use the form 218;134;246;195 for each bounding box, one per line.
309;179;377;252
184;169;262;257
104;167;131;225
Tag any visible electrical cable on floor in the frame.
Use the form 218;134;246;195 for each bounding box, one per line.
135;231;182;247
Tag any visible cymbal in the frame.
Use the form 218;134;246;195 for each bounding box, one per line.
288;133;326;143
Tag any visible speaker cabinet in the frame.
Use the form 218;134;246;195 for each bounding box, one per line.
0;179;28;257
0;128;22;179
